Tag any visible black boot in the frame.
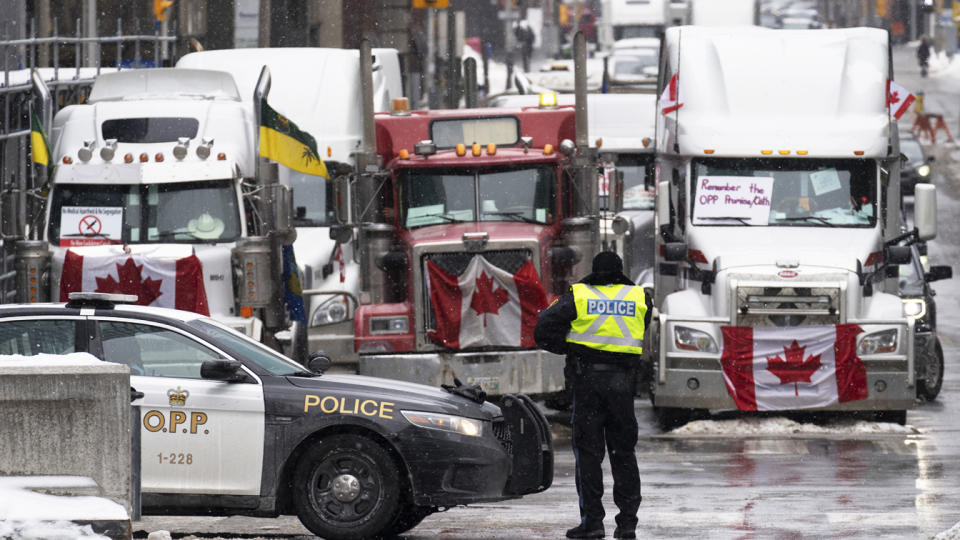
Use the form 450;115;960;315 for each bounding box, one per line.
566;523;605;539
614;526;636;539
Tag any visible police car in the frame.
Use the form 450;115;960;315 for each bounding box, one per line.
0;293;552;540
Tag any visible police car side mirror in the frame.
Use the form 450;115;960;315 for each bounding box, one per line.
201;359;246;382
307;350;333;374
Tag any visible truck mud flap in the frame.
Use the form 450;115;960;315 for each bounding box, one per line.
501;393;554;495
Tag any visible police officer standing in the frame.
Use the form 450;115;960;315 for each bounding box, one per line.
535;252;649;539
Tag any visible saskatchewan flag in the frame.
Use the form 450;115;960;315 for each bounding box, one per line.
259;100;329;178
31;111;53;172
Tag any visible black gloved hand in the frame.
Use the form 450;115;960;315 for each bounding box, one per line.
441;377;487;404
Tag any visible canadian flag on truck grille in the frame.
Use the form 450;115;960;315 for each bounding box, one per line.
426;255;547;349
720;324;868;411
59;249;210;316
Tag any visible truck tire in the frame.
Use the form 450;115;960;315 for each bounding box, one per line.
917;338;944;402
293;434;401;540
381;504;433;537
654;406;693;431
873;410;907;425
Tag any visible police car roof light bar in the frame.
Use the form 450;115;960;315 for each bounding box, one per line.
66;292;139;310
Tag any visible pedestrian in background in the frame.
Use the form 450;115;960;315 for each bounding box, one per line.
534;252;649;539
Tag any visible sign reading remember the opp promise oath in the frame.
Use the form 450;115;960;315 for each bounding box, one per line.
693;176;774;226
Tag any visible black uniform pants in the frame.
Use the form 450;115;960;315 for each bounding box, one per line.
571;367;642;529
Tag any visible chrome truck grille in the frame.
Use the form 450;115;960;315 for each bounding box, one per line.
423;249;532;334
736;285;842;327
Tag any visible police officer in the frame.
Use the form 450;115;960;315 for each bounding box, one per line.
535;252;649;539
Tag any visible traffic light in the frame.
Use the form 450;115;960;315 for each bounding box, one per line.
154;0;174;21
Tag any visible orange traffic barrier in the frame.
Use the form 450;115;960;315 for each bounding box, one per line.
912;113;954;144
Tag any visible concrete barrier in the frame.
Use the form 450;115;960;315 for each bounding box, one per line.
0;353;132;516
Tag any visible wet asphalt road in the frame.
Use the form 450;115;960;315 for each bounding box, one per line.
133;44;960;539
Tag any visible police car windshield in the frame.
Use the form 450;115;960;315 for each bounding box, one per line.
691;158;877;228
48;180;241;245
187;319;306;376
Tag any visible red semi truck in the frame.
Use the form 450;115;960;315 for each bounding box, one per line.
337;38;603;396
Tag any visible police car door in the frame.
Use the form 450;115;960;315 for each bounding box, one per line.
93;318;265;496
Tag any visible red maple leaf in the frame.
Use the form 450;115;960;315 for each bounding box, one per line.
470;271;509;326
766;340;821;396
889;91;901;105
95;258;163;306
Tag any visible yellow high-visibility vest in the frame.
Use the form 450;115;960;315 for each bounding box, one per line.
565;283;646;354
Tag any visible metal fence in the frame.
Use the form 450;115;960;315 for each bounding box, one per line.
0;18;176;303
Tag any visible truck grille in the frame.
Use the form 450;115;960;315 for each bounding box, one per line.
492;418;513;455
736;285;841;327
423;249;532;334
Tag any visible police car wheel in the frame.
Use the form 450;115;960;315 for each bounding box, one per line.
917;338;944;401
382;503;433;537
293;434;401;540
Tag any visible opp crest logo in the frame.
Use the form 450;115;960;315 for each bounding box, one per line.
168;386;190;406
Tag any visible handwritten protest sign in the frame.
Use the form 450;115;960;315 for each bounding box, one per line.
693;176;774;226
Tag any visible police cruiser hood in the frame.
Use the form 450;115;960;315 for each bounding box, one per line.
286;373;502;420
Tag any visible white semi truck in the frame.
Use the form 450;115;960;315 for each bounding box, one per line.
176;48;403;365
598;0;671;52
650;26;937;428
13;68;297;343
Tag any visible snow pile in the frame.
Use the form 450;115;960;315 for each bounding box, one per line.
669;416;918;436
935;521;960;540
0;520;109;540
0;352;104;367
0;476;127;539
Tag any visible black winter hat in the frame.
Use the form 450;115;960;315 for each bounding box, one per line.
580;251;635;286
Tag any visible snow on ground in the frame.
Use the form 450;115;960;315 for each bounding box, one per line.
668;416;918;436
935;521;960;540
0;477;126;540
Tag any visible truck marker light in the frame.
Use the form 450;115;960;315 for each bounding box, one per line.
539;92;558;108
456;144;466;156
391;97;411;115
327;146;332;158
472;143;482;156
155;152;165;162
398;149;410;160
854;150;864;156
642;138;651;148
487;143;497;155
796;150;808;155
217;152;227;160
139;153;149;163
595;138;603;148
779;150;790;155
62;156;73;164
543;144;554;155
761;150;773;155
703;149;715;154
124;153;134;164
240;305;253;318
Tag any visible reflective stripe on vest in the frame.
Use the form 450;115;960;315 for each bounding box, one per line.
565;283;646;354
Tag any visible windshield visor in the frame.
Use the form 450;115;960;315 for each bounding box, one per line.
49;180;241;246
691;158;877;228
401;165;556;228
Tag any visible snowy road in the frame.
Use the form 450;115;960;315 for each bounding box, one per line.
132;43;960;540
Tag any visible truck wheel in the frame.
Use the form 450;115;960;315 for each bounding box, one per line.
873;410;907;425
293;434;401;540
917;338;944;401
654;406;692;431
381;504;433;537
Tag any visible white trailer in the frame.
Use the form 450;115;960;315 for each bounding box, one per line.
650;26;937;428
176;48;403;365
599;0;672;51
690;0;759;26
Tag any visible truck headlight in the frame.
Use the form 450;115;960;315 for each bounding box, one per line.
370;316;408;334
310;295;350;327
857;329;898;355
401;411;483;437
674;326;718;353
902;298;926;320
917;164;931;177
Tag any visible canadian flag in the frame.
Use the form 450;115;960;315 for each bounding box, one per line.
720;324;868;411
426;255;547;349
59;249;210;316
660;73;683;115
887;79;915;120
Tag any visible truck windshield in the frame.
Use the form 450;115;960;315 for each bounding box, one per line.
48;180;241;246
691;158;877;228
286;170;335;226
400;165;556;228
616;154;655;210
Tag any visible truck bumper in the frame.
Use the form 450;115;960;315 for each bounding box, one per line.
306;319;358;367
358;349;566;396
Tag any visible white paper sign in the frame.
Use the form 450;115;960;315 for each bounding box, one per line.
693;176;774;226
809;169;842;196
60;206;123;247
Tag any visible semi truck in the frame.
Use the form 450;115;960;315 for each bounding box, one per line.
649;26;937;427
11;68;300;344
598;0;671;52
175;48;404;365
336;37;602;396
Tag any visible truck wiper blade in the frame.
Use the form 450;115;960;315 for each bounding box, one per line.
421;213;465;223
485;211;539;224
697;216;750;225
155;230;200;240
780;216;836;227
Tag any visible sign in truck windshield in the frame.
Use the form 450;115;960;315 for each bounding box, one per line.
691;158;877;228
59;206;123;246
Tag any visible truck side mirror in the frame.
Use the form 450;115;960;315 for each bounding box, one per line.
664;242;687;262
329;225;353;244
608;170;624;213
914;184;937;241
884;245;911;265
925;265;952;282
334;174;352;225
656;180;670;231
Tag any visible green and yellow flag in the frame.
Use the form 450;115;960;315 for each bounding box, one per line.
259;100;328;178
31;110;53;172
